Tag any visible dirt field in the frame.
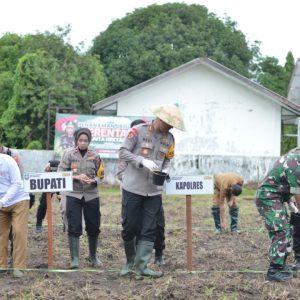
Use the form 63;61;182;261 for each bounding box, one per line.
1;186;300;299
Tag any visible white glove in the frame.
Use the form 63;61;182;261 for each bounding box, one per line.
142;159;159;172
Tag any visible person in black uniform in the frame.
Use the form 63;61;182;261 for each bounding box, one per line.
35;160;60;232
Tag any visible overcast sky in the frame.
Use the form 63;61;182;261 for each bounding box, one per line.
1;0;299;64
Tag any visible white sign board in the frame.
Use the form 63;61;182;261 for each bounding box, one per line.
24;172;73;193
165;175;214;195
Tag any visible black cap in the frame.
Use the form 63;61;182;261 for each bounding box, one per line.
231;184;242;196
130;119;146;128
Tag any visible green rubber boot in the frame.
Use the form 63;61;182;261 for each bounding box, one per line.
88;236;102;267
68;236;79;269
120;239;136;276
211;206;222;233
134;240;163;278
229;207;239;232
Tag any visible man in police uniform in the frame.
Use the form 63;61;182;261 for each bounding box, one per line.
119;104;185;278
35;160;60;233
256;148;300;282
117;119;167;266
211;172;243;233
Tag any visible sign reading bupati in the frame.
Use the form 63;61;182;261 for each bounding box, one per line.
165;175;214;195
24;172;73;193
54;113;151;158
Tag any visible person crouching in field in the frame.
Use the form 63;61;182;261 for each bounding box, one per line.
58;128;104;269
0;153;30;278
256;148;300;282
211;172;243;233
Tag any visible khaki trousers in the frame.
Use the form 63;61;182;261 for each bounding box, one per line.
0;200;29;269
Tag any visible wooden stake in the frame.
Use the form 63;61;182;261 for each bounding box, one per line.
46;192;53;268
186;195;192;271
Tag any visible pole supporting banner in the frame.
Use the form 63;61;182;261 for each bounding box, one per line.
46;192;53;268
186;195;192;271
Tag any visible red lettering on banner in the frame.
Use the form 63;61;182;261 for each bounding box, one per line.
88;127;131;139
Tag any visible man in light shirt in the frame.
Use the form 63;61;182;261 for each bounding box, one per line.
0;153;30;278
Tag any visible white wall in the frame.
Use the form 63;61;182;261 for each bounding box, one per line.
117;64;281;157
17;149;275;184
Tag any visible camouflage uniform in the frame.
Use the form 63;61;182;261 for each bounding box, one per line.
256;148;300;265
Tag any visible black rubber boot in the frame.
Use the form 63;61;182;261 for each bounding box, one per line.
0;269;8;276
292;253;300;278
293;257;300;270
229;207;239;232
291;212;300;274
154;248;166;266
154;255;166;266
120;239;136;276
88;236;102;267
211;206;221;233
266;265;293;282
68;236;79;269
35;224;43;233
134;240;163;278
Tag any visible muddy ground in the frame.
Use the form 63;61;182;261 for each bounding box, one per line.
1;186;300;299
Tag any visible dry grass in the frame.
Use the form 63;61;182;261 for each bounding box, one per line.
1;187;299;299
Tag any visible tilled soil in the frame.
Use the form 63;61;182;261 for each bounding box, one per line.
1;188;300;299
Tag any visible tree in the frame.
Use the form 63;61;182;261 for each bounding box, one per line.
73;54;107;112
0;71;14;116
256;51;295;97
0;29;107;148
1;51;61;148
91;3;256;95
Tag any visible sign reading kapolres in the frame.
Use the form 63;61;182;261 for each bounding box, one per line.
54;113;151;158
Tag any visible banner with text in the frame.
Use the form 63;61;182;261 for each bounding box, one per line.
54;113;151;158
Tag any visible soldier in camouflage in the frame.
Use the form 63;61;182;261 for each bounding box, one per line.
256;147;300;282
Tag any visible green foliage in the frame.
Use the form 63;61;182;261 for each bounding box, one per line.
281;124;297;155
91;3;255;95
1;51;59;147
0;71;14;116
256;51;295;96
73;54;108;112
255;52;296;154
0;33;24;73
0;29;107;148
26;140;43;150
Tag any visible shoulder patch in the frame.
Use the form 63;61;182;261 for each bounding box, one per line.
127;127;138;139
166;143;175;159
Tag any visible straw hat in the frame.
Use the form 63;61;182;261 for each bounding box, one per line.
150;104;185;131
